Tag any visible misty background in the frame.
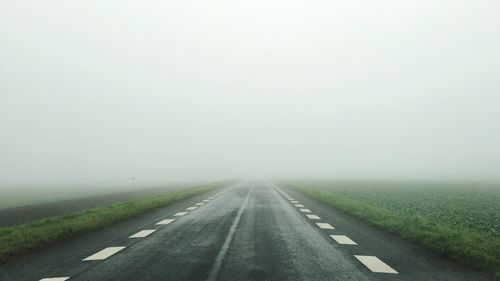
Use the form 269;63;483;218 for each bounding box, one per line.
1;0;499;187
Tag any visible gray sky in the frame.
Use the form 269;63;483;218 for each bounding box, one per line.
1;0;499;186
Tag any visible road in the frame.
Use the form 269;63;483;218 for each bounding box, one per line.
0;182;490;281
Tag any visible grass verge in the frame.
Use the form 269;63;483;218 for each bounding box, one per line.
0;183;221;264
292;186;500;276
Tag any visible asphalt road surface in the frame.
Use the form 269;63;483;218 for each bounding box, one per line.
0;182;491;281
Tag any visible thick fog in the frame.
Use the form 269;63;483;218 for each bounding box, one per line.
1;0;499;187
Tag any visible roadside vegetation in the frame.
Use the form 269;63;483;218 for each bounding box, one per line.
0;184;191;210
290;181;500;275
0;187;117;209
0;183;223;263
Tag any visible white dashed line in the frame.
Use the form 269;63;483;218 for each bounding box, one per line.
316;222;335;229
156;219;175;225
300;208;312;213
288;198;295;201
129;229;156;238
186;207;197;210
173;212;188;216
195;203;205;206
295;204;305;207
306;214;321;220
40;278;70;281
83;247;126;261
330;235;357;245
291;201;299;204
354;255;398;274
203;200;210;202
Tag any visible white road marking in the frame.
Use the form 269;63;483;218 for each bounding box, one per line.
129;229;156;238
156;219;175;225
300;208;312;213
83;247;126;261
291;201;299;204
330;235;357;245
354;255;398;274
316;222;335;229
306;214;321;220
207;187;254;281
295;204;305;207
186;207;197;210
288;198;295;201
173;212;188;216
40;278;70;281
203;200;210;202
195;203;205;206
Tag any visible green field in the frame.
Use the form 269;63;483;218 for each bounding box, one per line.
0;184;203;210
0;183;220;263
0;186;153;209
290;181;500;273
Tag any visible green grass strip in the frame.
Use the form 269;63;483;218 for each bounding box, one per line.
0;184;220;263
293;187;500;275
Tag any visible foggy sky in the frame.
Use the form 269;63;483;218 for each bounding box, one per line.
1;0;499;186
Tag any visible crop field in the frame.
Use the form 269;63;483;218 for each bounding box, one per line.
291;181;500;272
0;186;141;210
0;184;219;263
0;184;198;210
